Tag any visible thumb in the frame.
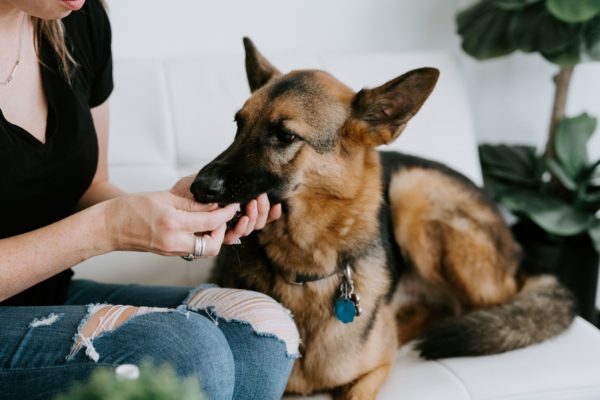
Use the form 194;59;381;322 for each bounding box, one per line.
169;193;218;212
203;224;227;257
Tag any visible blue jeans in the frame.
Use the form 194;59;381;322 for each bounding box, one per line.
0;280;299;400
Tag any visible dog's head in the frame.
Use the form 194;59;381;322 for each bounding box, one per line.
191;38;439;209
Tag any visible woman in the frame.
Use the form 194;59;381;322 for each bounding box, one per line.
0;0;299;399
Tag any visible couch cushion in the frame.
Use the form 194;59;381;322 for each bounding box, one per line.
285;318;600;400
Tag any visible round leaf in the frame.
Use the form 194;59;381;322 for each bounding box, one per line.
584;16;600;60
494;0;543;10
546;157;577;190
501;189;595;235
547;0;600;23
588;221;600;255
457;1;518;59
541;40;583;66
479;144;541;191
509;3;581;54
555;113;598;178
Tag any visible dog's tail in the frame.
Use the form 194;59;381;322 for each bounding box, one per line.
416;275;576;359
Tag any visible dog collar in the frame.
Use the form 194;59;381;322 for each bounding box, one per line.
281;269;341;286
262;251;362;323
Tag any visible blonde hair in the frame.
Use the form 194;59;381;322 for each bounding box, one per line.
31;0;107;81
32;19;77;80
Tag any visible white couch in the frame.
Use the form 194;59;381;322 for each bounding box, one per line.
72;50;600;399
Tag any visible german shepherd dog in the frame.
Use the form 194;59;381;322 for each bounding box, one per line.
190;38;576;399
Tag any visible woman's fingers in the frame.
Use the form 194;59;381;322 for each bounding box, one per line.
169;192;218;213
202;224;227;257
170;175;195;199
223;215;249;245
254;193;270;230
267;203;282;223
243;200;258;236
178;203;239;232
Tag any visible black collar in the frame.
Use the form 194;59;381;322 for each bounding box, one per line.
261;247;350;286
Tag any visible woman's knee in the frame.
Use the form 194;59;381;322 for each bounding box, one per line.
185;287;300;358
68;304;235;399
185;287;300;399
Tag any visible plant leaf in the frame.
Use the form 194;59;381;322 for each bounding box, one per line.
582;189;600;204
546;157;577;190
555;113;598;178
541;40;583;67
501;189;595;235
479;144;541;197
547;0;600;23
457;1;518;59
509;3;581;54
584;16;600;60
494;0;543;10
588;220;600;255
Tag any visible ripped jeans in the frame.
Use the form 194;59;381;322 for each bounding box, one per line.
0;280;300;400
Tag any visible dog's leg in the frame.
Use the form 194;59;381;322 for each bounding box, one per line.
333;363;393;400
395;303;452;345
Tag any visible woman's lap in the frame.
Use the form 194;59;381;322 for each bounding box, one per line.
0;279;298;400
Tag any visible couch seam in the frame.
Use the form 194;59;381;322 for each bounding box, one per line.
436;360;473;400
481;384;600;400
159;60;180;173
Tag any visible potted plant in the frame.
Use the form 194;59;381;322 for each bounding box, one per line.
53;362;206;400
456;0;600;323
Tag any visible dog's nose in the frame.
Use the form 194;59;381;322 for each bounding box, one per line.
191;174;225;202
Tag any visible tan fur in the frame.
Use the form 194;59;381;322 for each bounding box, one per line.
389;168;519;310
201;40;565;399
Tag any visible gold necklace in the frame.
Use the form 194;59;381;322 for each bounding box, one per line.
0;15;26;87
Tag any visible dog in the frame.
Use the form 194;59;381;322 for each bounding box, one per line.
190;38;576;399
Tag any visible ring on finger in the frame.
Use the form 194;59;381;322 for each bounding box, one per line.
194;234;206;258
181;235;205;261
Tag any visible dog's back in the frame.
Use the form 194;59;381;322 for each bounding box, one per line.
380;150;575;358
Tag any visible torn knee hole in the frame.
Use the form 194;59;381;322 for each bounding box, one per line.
186;288;300;357
67;304;172;362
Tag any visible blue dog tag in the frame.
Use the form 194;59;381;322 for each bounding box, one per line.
335;298;356;324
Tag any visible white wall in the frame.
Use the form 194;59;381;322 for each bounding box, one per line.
107;0;600;155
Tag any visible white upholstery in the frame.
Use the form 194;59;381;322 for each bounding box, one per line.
76;52;480;286
72;51;600;399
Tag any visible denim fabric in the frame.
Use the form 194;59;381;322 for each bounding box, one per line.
0;280;296;400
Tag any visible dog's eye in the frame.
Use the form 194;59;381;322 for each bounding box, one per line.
274;129;297;145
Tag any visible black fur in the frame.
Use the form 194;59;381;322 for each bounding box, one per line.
416;277;576;359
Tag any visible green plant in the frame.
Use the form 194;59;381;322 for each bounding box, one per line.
53;362;206;400
480;113;600;253
457;0;600;253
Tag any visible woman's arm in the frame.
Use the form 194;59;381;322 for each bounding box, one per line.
77;100;125;209
0;203;109;302
0;193;239;302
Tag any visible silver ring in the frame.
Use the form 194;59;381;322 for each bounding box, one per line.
181;235;205;261
194;235;206;258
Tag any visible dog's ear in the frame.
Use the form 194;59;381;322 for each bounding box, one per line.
243;37;281;93
347;67;439;146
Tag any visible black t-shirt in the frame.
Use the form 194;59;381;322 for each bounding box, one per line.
0;0;113;306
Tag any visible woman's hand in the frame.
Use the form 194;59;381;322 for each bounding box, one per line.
103;192;239;257
170;175;283;245
222;194;282;245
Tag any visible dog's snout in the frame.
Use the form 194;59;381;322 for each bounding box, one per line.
191;174;225;202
